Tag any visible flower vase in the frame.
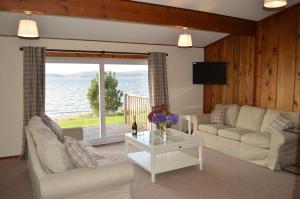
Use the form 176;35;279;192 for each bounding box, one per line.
159;122;167;137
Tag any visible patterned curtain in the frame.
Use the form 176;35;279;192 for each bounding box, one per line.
20;47;46;159
148;52;169;111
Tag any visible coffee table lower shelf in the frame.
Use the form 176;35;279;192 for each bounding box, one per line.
127;151;200;181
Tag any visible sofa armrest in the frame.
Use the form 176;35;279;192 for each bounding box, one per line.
63;127;83;140
191;114;211;130
270;131;299;152
39;161;134;199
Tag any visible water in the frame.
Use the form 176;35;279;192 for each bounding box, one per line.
45;71;148;117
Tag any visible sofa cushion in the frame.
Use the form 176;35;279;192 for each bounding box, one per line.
260;109;300;133
36;139;73;173
241;133;270;149
268;115;295;134
29;116;57;144
218;128;256;141
64;136;97;168
42;115;64;143
210;108;226;125
198;124;230;135
236;106;266;131
215;104;240;127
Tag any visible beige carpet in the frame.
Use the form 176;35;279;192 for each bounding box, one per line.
0;143;300;199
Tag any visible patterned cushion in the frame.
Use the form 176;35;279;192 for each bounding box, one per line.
268;115;295;134
64;136;97;168
37;139;73;173
210;108;226;125
43;115;64;143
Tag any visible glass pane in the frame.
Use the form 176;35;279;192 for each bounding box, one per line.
45;63;100;140
104;64;150;137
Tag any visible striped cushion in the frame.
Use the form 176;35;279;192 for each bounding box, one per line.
210;108;226;125
268;115;295;134
64;136;97;168
43;115;64;143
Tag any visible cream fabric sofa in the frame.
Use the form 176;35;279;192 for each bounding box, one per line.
26;118;134;199
191;105;300;170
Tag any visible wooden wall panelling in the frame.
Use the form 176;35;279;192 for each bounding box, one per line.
222;36;235;104
245;36;255;106
233;35;240;104
237;36;247;105
254;23;263;107
214;41;224;106
294;14;300;112
203;46;213;113
260;16;279;109
276;8;297;111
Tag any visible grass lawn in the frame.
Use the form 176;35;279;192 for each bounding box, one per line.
55;114;125;128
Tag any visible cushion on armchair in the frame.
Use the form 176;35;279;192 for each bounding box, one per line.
43;114;64;143
198;124;230;135
268;115;295;134
64;136;97;168
210;107;226;125
235;106;265;131
241;133;270;149
218;128;256;141
215;104;240;127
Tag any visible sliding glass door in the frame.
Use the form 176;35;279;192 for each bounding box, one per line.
46;57;148;145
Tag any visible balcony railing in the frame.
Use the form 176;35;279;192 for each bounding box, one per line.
124;94;150;130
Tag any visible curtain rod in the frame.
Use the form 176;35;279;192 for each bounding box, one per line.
19;48;168;56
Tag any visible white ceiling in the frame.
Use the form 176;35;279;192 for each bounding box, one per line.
0;11;228;47
134;0;300;21
0;1;298;47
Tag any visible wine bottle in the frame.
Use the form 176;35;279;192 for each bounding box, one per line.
132;116;138;136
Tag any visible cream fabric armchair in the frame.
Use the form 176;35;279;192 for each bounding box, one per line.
26;125;134;199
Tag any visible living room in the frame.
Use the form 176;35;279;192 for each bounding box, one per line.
0;0;299;199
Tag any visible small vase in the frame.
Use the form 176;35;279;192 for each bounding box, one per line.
159;122;167;137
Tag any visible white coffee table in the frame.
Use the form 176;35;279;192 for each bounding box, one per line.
125;128;202;182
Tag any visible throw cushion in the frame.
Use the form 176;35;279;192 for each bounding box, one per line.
64;136;97;168
36;139;73;173
210;108;226;125
268;115;295;134
235;105;266;131
29;116;57;144
43;115;64;143
215;104;240;127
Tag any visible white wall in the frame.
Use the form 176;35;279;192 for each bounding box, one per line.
0;36;204;157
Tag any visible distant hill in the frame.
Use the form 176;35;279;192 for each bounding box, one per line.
46;70;148;78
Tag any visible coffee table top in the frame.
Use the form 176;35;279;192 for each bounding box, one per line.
125;128;200;147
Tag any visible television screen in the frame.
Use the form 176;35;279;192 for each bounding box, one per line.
193;62;227;84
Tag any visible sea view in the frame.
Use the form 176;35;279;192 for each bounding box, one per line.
45;70;148;117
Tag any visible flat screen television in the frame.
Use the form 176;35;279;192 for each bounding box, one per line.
193;62;227;84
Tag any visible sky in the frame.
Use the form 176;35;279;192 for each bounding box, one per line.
46;63;148;74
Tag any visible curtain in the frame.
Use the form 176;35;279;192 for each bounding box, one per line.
20;47;46;159
148;52;169;111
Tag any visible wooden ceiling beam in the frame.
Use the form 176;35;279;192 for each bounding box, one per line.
46;52;148;59
0;0;256;35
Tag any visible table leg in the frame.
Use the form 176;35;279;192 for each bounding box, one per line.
151;153;155;182
199;145;203;170
188;116;191;134
125;141;128;159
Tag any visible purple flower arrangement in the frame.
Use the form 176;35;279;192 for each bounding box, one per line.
149;113;178;128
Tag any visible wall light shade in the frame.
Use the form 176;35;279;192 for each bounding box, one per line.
264;0;287;8
18;19;39;38
178;28;193;48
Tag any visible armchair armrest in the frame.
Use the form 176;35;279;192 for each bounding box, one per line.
190;114;211;130
40;161;134;199
270;131;299;152
63;127;83;140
